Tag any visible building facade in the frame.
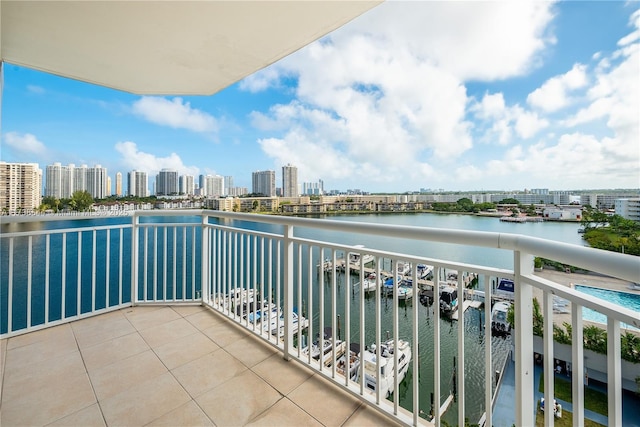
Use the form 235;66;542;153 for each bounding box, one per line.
115;172;123;197
0;162;42;214
282;164;298;197
156;169;178;196
252;170;276;197
202;175;224;197
45;162;74;199
180;175;194;195
615;198;640;222
127;171;148;197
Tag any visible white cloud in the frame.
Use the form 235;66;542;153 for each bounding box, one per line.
514;110;549;139
527;64;588;112
131;97;217;133
472;93;548;144
26;85;45;95
114;141;199;177
335;1;557;81
3;132;47;154
240;2;557;189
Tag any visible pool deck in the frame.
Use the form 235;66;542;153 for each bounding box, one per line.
533;268;639;331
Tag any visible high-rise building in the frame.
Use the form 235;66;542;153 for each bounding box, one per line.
115;172;123;196
203;175;224;197
302;179;324;196
156;169;178;196
0;162;42;214
73;164;88;194
107;176;112;196
45;163;107;199
45;162;74;199
86;165;108;199
224;176;234;196
128;170;148;197
179;175;194;195
199;174;206;194
252;170;275;197
282;164;298;197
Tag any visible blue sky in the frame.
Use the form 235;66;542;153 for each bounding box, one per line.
2;1;639;193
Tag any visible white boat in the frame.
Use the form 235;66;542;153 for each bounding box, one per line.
336;343;361;380
304;338;347;367
397;282;413;300
354;272;380;293
491;301;511;334
214;287;259;316
356;339;412;398
348;245;375;266
262;310;309;337
416;264;434;280
396;261;411;276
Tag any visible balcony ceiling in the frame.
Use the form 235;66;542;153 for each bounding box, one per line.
0;1;381;95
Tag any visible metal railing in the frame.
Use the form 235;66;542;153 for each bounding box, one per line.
2;210;639;426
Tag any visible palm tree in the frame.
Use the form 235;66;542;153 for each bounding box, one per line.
583;325;607;354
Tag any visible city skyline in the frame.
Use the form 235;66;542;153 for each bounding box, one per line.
1;2;638;192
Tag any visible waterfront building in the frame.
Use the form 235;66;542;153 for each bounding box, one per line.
127;170;148;197
615;198;640;222
202;175;224;197
282;164;298;197
106;176;112;196
86;165;108;199
156;169;178;196
0;161;42;214
179;174;194;195
115;172;123;196
73;164;87;194
252;170;276;197
45;162;74;199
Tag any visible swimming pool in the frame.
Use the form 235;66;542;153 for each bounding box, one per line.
575;285;640;330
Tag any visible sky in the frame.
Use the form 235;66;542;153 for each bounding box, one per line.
1;1;639;194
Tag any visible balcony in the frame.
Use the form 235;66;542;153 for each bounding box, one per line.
1;210;639;426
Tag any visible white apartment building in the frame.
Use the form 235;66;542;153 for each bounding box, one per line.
45;162;74;199
203;175;224;197
0;161;42;214
180;175;194;195
615;198;640;222
127;170;148;197
115;172;123;197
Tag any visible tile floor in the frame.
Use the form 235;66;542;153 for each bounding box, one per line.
0;305;402;426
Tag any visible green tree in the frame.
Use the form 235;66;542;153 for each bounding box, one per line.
69;190;94;211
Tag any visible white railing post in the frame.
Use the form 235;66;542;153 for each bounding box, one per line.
543;291;555;427
571;304;584;427
283;224;294;360
514;251;534;426
608;318;622;427
201;213;209;304
131;213;139;305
